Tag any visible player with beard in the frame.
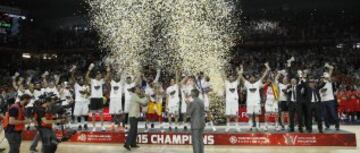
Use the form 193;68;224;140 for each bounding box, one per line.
86;63;106;131
106;67;126;131
195;72;216;131
239;63;271;131
223;67;242;132
70;66;90;130
166;69;180;131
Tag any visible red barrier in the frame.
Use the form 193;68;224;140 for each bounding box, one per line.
22;130;356;146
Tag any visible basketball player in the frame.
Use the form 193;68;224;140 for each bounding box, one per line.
263;73;280;131
123;75;137;130
180;74;196;131
166;69;180;131
85;63;106;131
143;68;161;132
106;67;126;131
239;63;271;131
70;66;90;130
195;72;216;131
223;68;242;132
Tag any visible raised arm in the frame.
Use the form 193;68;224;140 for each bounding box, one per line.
42;71;49;88
12;72;20;90
325;63;335;78
153;68;161;84
69;65;77;85
237;64;245;83
260;62;271;82
85;63;95;84
274;71;281;84
105;65;111;83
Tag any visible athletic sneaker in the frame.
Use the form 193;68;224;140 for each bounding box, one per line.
92;127;97;132
264;126;268;132
101;126;106;132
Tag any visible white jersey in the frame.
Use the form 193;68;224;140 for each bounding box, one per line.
45;87;59;97
145;85;156;102
124;82;136;102
320;80;335;101
24;89;34;108
33;89;44;100
60;88;73;106
90;79;104;98
266;86;276;102
166;84;180;107
197;79;211;108
225;80;239;103
181;84;194;113
74;83;89;102
244;80;263;105
110;80;123;98
278;83;288;101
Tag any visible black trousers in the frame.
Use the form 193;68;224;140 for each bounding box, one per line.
39;128;58;153
5;132;22;153
306;102;323;132
125;117;138;146
323;100;340;129
289;101;305;130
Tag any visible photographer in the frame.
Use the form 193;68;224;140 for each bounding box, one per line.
3;94;32;153
34;96;67;153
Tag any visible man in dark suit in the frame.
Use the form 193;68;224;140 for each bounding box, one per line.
305;78;323;133
286;78;307;132
186;89;205;153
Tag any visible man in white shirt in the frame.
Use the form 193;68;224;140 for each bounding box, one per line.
239;63;270;131
166;70;180;131
85;63;106;131
195;72;216;131
223;69;241;132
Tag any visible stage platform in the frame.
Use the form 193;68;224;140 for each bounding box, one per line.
22;123;356;147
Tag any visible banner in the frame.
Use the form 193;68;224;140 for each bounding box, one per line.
23;131;356;146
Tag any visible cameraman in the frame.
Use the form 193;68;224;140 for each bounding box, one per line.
34;97;66;153
3;94;32;153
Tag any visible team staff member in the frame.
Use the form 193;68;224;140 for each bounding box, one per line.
3;94;32;153
123;85;148;151
34;98;66;153
187;89;205;153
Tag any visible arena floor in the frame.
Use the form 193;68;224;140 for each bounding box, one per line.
0;125;359;153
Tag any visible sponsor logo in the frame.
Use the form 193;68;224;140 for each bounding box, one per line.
229;136;238;144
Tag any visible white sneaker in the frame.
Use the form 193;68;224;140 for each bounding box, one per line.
264;126;268;132
236;127;241;132
101;126;106;132
92;127;97;132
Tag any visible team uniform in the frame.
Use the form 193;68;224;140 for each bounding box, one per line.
89;79;105;111
123;82;136;113
244;80;263;115
264;84;279;113
166;84;180;115
44;87;59;97
278;83;289;112
145;86;163;118
180;84;194;114
73;83;89;116
109;80;123;115
197;79;211;111
225;80;239;116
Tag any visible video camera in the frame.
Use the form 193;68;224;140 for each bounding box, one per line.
34;92;71;116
